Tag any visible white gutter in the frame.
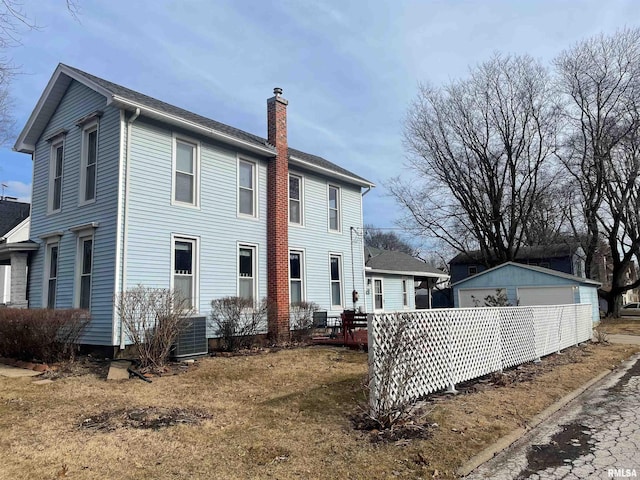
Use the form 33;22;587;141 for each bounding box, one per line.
119;107;140;349
289;155;375;188
366;267;449;279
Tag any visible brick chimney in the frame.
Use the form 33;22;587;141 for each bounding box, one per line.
267;87;290;342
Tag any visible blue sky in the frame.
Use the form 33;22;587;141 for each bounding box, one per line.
0;0;637;232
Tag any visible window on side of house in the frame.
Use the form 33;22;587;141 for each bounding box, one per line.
76;235;93;309
402;279;409;307
173;138;198;206
238;160;256;217
468;265;478;276
330;254;342;307
45;241;59;308
328;185;340;232
374;278;384;311
239;245;256;302
80;122;98;204
173;237;198;309
49;141;64;213
289;174;303;225
290;250;304;304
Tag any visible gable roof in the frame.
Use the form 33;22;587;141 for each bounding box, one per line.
365;246;448;279
15;64;374;188
449;243;583;265
451;261;601;287
0;200;30;238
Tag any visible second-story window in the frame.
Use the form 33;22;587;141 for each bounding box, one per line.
238;160;256;217
173;138;198;206
289;174;302;225
49;141;64;213
80;123;98;203
328;185;340;232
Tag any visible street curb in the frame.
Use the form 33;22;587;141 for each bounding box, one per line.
456;367;613;478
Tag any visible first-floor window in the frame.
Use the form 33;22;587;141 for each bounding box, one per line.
290;250;304;304
173;237;196;309
77;236;93;309
330;254;342;307
402;279;408;307
45;242;59;308
239;245;256;301
374;279;384;311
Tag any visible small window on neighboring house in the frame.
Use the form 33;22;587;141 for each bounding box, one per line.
49;141;64;213
402;279;409;307
173;237;198;309
330;254;342;307
45;241;59;308
374;279;384;311
239;245;256;301
328;185;340;232
173;138;198;206
289;174;303;225
290;250;304;304
77;235;93;309
468;266;478;276
238;160;256;217
540;262;550;269
80;123;98;204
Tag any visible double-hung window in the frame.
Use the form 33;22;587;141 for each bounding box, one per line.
45;241;59;308
374;279;384;311
77;235;93;309
238;160;256;217
402;279;409;307
173;237;198;309
289;250;304;304
80;122;98;204
328;185;340;232
329;254;343;308
49;141;64;213
238;245;256;301
289;174;303;225
173;138;199;206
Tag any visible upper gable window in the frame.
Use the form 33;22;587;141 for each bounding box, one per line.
238;159;256;217
328;185;341;232
289;174;303;225
49;140;64;214
173;137;199;206
80;122;98;204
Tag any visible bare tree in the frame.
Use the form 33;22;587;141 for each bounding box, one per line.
391;54;561;267
555;27;640;316
363;224;415;256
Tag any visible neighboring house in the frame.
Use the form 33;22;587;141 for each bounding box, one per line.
14;64;374;350
452;262;601;322
0;199;33;306
364;246;448;311
449;244;586;284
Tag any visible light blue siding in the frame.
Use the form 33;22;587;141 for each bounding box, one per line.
364;273;414;312
29;80;120;345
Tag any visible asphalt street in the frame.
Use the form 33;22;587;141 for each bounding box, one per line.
466;354;640;480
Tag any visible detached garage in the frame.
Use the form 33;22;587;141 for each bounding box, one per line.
452;262;601;322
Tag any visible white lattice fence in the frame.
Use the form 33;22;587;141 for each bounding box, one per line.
368;304;593;416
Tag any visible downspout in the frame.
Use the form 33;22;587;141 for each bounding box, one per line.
119;108;140;349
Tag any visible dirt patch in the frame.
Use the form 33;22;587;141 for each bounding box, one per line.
79;406;212;431
350;405;435;444
597;318;640;335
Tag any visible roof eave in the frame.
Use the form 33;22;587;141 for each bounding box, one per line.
289;155;375;188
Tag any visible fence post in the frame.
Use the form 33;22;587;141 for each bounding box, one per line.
367;313;377;413
446;310;457;394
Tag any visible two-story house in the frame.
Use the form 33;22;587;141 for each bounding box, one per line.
14;64;374;351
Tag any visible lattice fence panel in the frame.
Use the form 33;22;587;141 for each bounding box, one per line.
499;307;537;369
533;306;561;357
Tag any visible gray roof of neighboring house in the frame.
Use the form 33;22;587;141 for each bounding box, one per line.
0;200;30;238
365;246;448;278
449;243;583;265
451;261;601;287
16;64;372;187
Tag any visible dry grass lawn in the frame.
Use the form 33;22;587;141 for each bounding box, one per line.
0;343;638;480
597;317;640;335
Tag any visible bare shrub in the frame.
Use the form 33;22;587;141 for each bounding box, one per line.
593;327;609;344
290;301;319;342
115;286;193;371
0;308;89;363
209;297;269;351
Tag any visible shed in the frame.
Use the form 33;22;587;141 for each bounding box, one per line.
451;262;601;322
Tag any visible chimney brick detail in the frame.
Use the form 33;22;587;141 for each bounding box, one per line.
267;90;290;342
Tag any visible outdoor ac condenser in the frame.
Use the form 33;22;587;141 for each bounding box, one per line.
172;316;208;359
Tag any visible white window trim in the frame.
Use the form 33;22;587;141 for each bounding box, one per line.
43;237;60;308
373;277;384;312
170;234;200;312
288;173;304;226
74;232;95;309
329;253;344;310
79;119;99;206
171;134;201;209
237;242;259;302
48;138;65;215
402;278;409;309
237;157;258;219
327;184;342;233
289;248;306;304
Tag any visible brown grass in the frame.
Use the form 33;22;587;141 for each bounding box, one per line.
597;317;640;335
0;343;637;480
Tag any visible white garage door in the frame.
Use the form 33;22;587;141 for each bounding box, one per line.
458;288;507;308
517;286;574;306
